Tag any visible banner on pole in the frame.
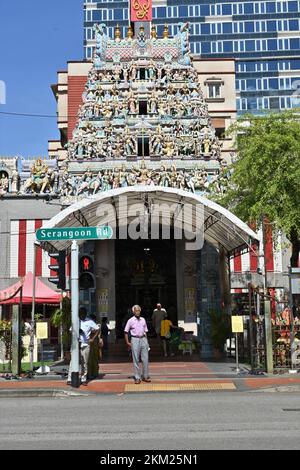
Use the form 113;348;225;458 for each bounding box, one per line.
131;0;152;22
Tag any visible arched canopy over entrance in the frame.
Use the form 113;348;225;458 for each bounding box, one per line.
40;187;259;253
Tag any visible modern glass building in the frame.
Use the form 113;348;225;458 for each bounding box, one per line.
83;0;300;114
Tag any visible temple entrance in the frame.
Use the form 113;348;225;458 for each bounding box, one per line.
115;239;177;338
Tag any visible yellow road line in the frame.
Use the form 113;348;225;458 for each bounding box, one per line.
125;382;236;392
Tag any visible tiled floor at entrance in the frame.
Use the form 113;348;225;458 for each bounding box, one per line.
99;361;217;380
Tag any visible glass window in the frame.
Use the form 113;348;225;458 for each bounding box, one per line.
267;21;277;32
244;3;254;14
268;61;277;71
200;5;210;16
291;59;300;70
247;98;257;110
223;41;233;53
157;7;166;18
268;39;278;51
201;23;210;34
208;84;221;98
223;23;232;34
201;42;211;54
245;40;255;51
114;9;123;20
290;38;300;49
247;79;256;90
222;4;232;15
179;6;188;17
288;1;298;12
266;2;276;13
245;22;254;33
269;78;279;89
269;97;280;109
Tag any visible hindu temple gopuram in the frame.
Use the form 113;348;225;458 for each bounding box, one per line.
56;22;226;200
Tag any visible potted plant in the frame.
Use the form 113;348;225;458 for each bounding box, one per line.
50;297;71;360
210;310;231;359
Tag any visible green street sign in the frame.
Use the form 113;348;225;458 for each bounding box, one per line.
36;226;113;242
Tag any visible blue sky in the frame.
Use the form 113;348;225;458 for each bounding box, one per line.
0;0;83;157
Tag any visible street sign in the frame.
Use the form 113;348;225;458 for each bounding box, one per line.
36;226;113;242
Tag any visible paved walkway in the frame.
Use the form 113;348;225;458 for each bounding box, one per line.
1;360;300;395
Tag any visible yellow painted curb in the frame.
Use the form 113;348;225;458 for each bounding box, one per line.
125;382;236;392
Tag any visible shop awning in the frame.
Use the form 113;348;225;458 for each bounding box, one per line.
0;272;61;305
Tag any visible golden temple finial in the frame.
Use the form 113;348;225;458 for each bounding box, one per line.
151;25;157;40
139;25;145;34
115;24;121;42
127;25;134;40
163;24;169;39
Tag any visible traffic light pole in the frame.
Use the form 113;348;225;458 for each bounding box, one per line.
70;241;80;388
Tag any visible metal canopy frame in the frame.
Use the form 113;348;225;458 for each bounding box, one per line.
40;187;260;254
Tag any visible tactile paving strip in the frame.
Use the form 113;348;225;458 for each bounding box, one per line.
125;382;236;392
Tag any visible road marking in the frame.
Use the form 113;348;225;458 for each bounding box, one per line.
125;382;236;392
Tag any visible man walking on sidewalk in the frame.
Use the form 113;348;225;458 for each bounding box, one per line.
124;305;151;385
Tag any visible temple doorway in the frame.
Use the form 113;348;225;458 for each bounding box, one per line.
115;239;177;338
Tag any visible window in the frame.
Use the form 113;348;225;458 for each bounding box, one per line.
223;23;232;34
138;137;149;157
139;101;148;116
245;22;254;33
223;41;233;53
205;79;224;99
157;7;166;18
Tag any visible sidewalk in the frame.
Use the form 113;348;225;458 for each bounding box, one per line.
1;360;300;395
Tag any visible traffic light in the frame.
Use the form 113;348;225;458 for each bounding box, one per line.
79;255;95;290
48;251;66;290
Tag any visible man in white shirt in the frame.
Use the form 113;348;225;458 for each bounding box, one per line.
67;310;100;386
152;304;167;338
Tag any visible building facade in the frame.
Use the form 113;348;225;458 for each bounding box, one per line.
0;22;292;366
84;0;300;114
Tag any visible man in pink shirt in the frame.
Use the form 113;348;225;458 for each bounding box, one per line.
124;305;151;384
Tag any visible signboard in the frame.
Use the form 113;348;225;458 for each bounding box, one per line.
36;226;113;242
36;322;48;340
231;316;244;333
131;0;152;22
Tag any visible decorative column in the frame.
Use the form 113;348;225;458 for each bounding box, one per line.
95;239;116;341
196;242;222;358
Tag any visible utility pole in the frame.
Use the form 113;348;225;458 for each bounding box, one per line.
261;216;273;374
69;241;80;388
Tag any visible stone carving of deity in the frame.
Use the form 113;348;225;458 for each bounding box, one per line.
128;92;138;114
0;172;9;194
148;92;158;114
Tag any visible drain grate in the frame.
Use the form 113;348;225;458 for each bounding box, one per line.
125;382;236;393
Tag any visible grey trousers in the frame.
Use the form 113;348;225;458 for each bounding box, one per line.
131;337;149;380
67;344;90;383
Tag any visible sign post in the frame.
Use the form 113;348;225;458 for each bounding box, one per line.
70;240;80;388
232;316;244;374
36;226;113;387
